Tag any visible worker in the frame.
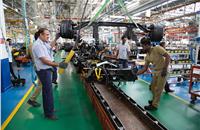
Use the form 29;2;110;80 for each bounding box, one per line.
159;41;174;93
148;42;174;93
116;36;130;68
27;31;42;107
28;31;59;107
32;28;68;120
5;38;17;79
137;37;170;110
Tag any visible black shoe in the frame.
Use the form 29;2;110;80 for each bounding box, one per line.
165;82;174;93
45;115;58;120
149;85;151;90
52;81;58;85
165;89;174;93
144;105;157;111
148;100;152;105
13;76;18;79
27;99;41;107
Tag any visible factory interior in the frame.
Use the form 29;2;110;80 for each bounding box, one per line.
1;0;200;130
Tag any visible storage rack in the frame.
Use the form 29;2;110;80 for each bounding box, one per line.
168;49;191;77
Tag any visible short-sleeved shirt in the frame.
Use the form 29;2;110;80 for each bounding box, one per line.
145;46;168;71
5;44;12;62
32;38;53;71
117;44;130;60
125;41;131;51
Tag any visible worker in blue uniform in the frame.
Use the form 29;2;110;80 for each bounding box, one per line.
32;28;68;120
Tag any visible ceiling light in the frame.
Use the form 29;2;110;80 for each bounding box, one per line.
30;21;33;24
3;3;8;9
38;2;42;5
110;15;125;19
145;10;151;17
32;16;40;19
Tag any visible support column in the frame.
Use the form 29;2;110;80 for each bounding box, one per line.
0;0;6;37
21;0;30;54
196;11;200;64
117;27;121;43
0;0;12;92
198;11;200;37
93;25;99;45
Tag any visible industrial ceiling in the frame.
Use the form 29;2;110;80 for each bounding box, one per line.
3;0;200;32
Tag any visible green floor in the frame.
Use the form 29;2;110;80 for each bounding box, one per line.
115;81;200;130
5;65;102;130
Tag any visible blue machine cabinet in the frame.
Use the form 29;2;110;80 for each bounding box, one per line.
1;58;12;92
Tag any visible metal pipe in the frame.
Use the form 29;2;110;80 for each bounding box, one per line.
88;0;111;26
21;0;30;54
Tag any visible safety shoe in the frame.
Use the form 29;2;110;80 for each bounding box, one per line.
148;100;152;105
165;82;174;93
52;81;58;85
149;84;151;90
165;89;174;93
144;105;157;111
45;115;58;120
27;99;41;107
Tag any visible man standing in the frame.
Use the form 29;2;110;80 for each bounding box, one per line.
137;37;170;110
32;28;68;120
116;36;130;68
5;38;17;79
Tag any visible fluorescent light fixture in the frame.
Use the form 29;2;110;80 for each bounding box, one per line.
126;1;139;11
131;16;142;19
145;9;151;17
3;3;8;9
30;21;33;24
32;16;40;19
38;2;42;5
3;3;8;8
110;15;125;19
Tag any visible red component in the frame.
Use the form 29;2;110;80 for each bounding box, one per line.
189;65;200;104
15;56;30;63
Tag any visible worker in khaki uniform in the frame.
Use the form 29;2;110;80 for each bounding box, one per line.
137;37;170;110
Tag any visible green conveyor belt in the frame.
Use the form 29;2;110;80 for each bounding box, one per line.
114;81;200;130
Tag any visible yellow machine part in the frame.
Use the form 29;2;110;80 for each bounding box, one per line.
95;68;102;80
58;50;75;74
13;52;20;56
